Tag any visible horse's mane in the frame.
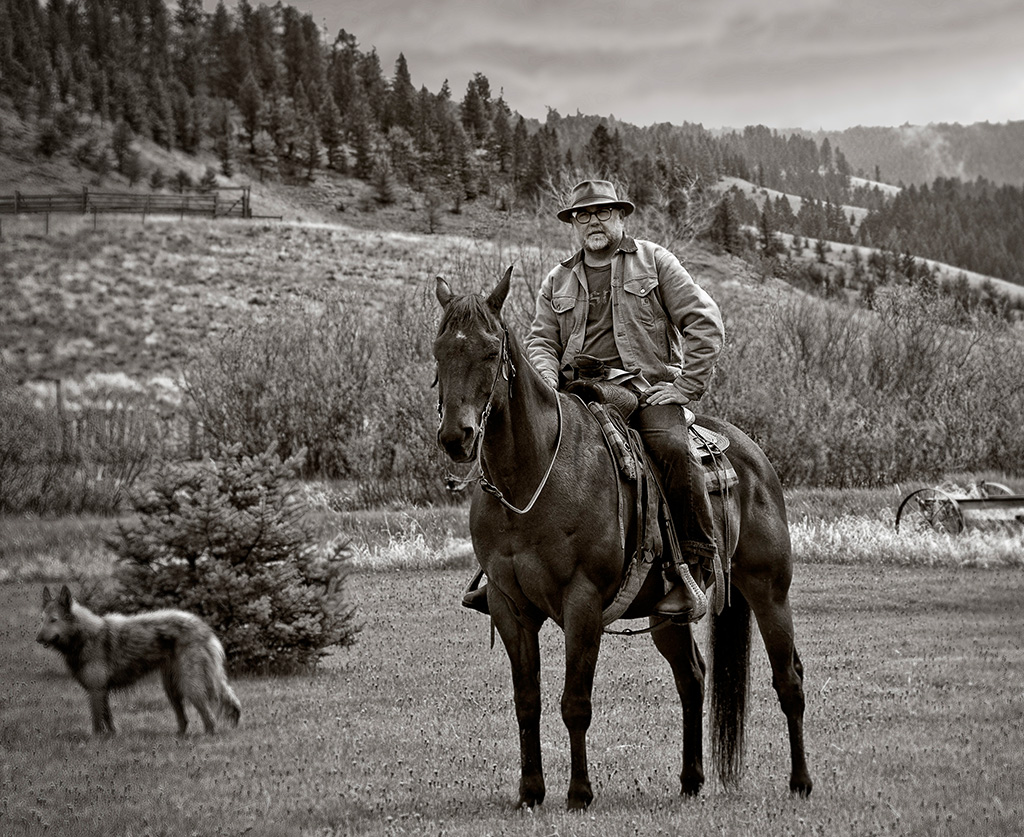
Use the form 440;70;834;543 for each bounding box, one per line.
438;292;503;337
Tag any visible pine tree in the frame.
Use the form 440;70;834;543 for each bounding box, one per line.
586;123;619;177
237;70;263;152
511;115;529;184
348;96;375;179
460;72;492;145
147;75;175;150
489;94;512;173
371;153;396;205
320;92;343;170
108;444;358;674
209;100;236;177
110;120;134;173
389;53;417;133
207;0;237;99
358;48;388;126
758;207;778;256
709;196;740;254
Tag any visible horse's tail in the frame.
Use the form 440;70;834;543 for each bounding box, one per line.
709;584;752;788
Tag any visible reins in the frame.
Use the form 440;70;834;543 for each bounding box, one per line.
442;327;563;515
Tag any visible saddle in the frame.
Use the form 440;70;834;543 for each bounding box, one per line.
567;379;734;622
565;379;738;495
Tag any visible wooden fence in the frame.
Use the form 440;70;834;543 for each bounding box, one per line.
0;186;252;219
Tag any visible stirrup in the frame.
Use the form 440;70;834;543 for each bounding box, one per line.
461;568;489;615
654;583;707;624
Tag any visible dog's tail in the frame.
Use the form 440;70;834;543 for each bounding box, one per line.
205;634;242;726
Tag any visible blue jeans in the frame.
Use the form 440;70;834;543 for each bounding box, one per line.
632;403;718;564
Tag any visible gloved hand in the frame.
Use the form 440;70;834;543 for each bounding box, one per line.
574;354;609;379
642;380;691;407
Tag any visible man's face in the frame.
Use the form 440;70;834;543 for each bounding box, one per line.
571;206;625;254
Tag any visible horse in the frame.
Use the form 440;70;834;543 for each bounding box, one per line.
432;266;812;810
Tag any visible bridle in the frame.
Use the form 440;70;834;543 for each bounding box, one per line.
438;325;563;515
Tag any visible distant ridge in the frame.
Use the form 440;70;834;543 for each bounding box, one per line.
793;122;1024;187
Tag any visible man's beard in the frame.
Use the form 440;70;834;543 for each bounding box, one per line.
582;229;614;253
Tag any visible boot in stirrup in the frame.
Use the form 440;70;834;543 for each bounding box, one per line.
461;569;490;615
655;563;707;623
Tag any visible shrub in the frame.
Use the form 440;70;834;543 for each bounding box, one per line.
173;169;193;193
197;166;218;192
347;286;454;507
708;284;1024;487
0;375;152;515
182;291;375;480
107;444;358;674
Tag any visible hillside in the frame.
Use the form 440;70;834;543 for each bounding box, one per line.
0;205;776;388
719;176;1024;305
3;100;1021;401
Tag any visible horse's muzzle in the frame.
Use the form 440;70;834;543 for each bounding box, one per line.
438;423;478;463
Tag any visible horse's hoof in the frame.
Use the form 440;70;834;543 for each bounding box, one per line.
566;788;593;811
516;782;545;810
681;778;704;797
790;777;813;797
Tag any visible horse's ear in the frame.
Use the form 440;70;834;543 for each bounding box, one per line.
435;276;454;308
486;265;513;313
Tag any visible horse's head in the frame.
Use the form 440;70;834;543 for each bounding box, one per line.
433;266;513;462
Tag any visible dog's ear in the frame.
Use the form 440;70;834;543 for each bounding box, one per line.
42;586;52;605
57;585;73;612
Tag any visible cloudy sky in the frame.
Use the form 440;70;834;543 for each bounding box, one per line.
284;0;1024;131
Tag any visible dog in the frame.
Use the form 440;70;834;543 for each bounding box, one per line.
36;585;242;736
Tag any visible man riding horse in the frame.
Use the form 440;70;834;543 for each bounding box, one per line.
464;179;724;623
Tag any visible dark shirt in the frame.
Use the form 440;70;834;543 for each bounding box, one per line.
581;263;622;367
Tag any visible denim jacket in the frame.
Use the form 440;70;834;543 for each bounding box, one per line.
526;236;724;402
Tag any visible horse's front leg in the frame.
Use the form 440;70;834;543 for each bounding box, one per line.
562;589;604;811
491;593;545;809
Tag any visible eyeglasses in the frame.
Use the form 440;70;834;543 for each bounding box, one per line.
572;207;614;224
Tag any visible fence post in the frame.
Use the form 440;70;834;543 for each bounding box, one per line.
82;187;88;214
15;190;21;213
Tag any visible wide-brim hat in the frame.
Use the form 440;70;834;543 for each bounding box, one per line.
556;179;635;223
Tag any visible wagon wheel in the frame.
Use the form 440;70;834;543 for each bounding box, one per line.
895;487;964;535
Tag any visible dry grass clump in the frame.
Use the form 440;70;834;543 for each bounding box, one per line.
792;514;1024;567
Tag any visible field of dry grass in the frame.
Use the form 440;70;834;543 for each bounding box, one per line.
0;216;499;382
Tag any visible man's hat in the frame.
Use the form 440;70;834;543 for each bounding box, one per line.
556;180;636;223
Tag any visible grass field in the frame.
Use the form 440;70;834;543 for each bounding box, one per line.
2;560;1023;836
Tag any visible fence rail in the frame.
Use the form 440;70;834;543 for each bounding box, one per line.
0;187;252;218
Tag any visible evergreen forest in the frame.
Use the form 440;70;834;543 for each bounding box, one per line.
2;0;1023;305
